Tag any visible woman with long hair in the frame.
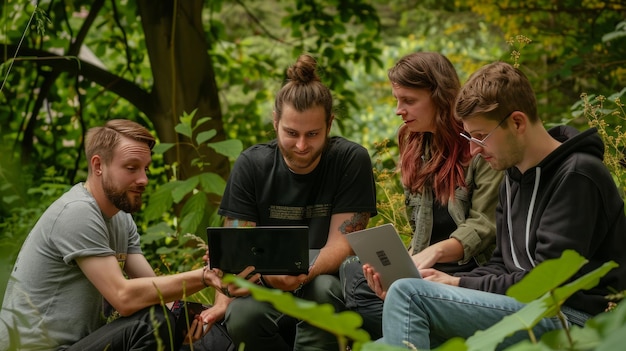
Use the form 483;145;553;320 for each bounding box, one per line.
340;52;502;340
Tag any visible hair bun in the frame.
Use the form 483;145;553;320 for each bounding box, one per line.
287;54;320;85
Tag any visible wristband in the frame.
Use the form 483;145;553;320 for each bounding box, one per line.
201;266;211;288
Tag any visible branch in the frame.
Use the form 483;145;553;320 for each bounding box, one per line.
0;45;154;116
233;0;286;43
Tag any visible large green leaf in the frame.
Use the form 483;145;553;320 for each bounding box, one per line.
361;342;420;351
179;192;209;235
176;110;197;139
171;178;199;203
198;172;226;196
153;142;175;154
193;117;212;131
196;130;217;145
466;256;618;351
224;275;371;346
142;222;176;245
431;338;468;351
207;139;244;159
537;324;600;350
506;250;588;303
144;182;177;222
586;297;626;347
595;324;626;351
175;123;193;139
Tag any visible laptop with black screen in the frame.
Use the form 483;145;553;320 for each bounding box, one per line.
207;226;317;275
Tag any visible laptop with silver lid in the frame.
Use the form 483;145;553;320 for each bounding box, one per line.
345;223;421;290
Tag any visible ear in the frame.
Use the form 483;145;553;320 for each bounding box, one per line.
90;155;103;176
510;111;528;135
326;114;334;134
272;110;279;131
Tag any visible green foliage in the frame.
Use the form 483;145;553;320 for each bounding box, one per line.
572;90;626;197
466;251;617;350
141;111;242;273
224;274;371;350
454;0;626;126
211;0;385;148
506;250;588;303
2;2;626;349
369;139;412;243
224;250;624;351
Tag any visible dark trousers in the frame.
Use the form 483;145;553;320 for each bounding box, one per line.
339;256;383;340
64;305;180;351
225;274;345;351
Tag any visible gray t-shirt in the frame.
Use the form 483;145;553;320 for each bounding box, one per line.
0;183;142;350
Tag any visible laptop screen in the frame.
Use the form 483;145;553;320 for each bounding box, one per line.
207;226;310;275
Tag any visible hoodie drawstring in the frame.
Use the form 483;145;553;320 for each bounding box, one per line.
506;168;541;270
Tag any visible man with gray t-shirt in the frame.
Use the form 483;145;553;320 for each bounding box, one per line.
0;119;243;351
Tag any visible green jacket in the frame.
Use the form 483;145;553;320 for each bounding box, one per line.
405;155;502;266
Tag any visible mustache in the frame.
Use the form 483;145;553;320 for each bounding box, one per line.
129;186;146;193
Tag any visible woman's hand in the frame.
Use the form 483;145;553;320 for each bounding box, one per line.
410;245;441;269
420;268;460;286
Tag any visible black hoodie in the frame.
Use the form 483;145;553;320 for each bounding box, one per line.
458;126;626;315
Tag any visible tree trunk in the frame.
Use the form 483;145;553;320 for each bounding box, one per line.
137;0;230;181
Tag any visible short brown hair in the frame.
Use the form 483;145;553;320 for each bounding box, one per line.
85;119;155;173
456;61;537;123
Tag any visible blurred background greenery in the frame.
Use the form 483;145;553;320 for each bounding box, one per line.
1;0;625;305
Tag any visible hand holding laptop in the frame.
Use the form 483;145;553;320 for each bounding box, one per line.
363;263;388;300
345;223;422;291
261;274;308;292
206;226;315;276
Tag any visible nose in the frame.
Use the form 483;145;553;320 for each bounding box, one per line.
396;103;405;116
469;142;483;157
295;135;307;151
137;169;149;186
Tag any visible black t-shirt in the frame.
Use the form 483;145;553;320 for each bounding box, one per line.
431;198;478;274
218;137;377;248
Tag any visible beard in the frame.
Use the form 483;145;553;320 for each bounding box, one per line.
102;176;143;213
277;135;327;173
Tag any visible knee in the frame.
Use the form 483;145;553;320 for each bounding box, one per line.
387;278;423;300
135;305;173;328
302;275;342;304
340;256;364;284
134;306;177;348
225;297;268;331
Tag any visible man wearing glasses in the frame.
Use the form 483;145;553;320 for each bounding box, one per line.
380;61;626;349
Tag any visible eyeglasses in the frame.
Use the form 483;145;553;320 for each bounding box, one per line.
459;111;515;147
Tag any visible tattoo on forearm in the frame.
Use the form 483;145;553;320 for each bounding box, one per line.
224;218;256;227
339;212;370;234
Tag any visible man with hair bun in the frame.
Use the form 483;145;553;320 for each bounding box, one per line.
202;54;377;350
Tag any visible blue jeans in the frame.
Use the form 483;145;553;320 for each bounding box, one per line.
381;278;574;350
225;274;345;351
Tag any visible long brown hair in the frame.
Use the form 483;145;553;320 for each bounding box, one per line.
389;52;470;204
